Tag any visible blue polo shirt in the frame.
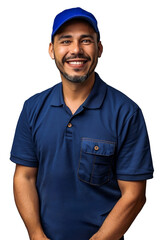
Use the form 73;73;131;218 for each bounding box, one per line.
10;72;154;240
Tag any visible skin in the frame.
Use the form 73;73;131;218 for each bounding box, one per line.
13;165;49;240
13;19;147;240
48;19;103;114
89;180;146;240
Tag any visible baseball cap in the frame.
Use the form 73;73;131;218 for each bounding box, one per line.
51;7;100;42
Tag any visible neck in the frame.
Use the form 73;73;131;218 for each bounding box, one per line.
61;72;95;103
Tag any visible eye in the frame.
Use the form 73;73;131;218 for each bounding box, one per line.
81;39;92;44
61;40;71;45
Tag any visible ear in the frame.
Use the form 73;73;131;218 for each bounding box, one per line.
48;43;55;59
97;41;103;58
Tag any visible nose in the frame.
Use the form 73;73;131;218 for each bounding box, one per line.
70;41;83;55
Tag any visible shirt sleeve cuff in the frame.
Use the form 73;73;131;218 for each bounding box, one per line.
10;155;38;167
116;173;153;181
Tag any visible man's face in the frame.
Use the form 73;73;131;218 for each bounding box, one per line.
49;19;103;83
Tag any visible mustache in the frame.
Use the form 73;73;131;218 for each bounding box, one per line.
62;54;91;64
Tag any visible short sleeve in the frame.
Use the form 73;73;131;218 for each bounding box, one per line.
116;107;154;181
10;101;38;167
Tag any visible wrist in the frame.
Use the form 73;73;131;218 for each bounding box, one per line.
89;230;107;240
29;228;47;240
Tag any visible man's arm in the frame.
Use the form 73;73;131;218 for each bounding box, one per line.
90;180;146;240
13;164;50;240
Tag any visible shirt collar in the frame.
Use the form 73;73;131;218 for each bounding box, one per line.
50;72;107;109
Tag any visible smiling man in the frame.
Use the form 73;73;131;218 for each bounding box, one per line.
10;7;154;240
49;19;101;84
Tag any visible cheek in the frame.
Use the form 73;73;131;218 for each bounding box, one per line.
85;46;98;59
55;47;68;60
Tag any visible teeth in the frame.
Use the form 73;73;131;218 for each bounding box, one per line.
68;61;84;65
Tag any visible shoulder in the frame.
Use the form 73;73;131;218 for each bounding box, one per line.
107;84;138;108
101;81;144;137
97;76;142;133
104;82;140;118
97;73;139;113
26;84;59;104
24;83;59;108
22;83;61;122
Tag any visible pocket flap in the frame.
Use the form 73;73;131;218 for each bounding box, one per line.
81;139;115;156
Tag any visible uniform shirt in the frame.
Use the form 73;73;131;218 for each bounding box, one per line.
10;72;154;240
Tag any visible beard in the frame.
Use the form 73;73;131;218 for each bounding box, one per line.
53;52;97;83
58;69;92;83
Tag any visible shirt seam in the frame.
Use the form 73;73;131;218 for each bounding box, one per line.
117;106;140;138
10;154;38;163
117;172;153;176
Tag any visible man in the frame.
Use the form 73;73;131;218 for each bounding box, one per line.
10;7;154;240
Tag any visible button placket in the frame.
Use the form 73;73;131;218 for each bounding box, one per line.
67;122;72;128
65;118;73;137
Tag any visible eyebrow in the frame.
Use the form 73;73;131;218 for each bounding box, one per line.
58;35;72;41
58;34;94;41
80;34;94;39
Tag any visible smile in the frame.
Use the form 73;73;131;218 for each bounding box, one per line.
68;61;86;65
66;59;88;68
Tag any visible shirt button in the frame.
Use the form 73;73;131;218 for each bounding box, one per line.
67;122;72;128
94;145;99;151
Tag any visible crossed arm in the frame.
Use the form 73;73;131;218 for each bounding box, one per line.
90;180;146;240
13;164;146;240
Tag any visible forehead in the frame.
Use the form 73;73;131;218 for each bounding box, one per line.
56;19;96;36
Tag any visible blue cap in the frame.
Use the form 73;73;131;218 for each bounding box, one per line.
51;7;100;42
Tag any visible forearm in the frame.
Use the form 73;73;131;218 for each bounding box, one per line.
91;194;146;240
13;174;46;240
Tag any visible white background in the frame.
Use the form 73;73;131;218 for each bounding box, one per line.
0;0;163;239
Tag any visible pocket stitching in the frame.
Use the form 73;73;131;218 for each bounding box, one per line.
82;138;116;156
90;155;96;183
83;150;114;157
81;137;116;145
78;138;115;186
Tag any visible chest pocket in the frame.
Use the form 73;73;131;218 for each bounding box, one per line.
77;138;116;186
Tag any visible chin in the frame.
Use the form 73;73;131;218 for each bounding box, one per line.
62;71;90;83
